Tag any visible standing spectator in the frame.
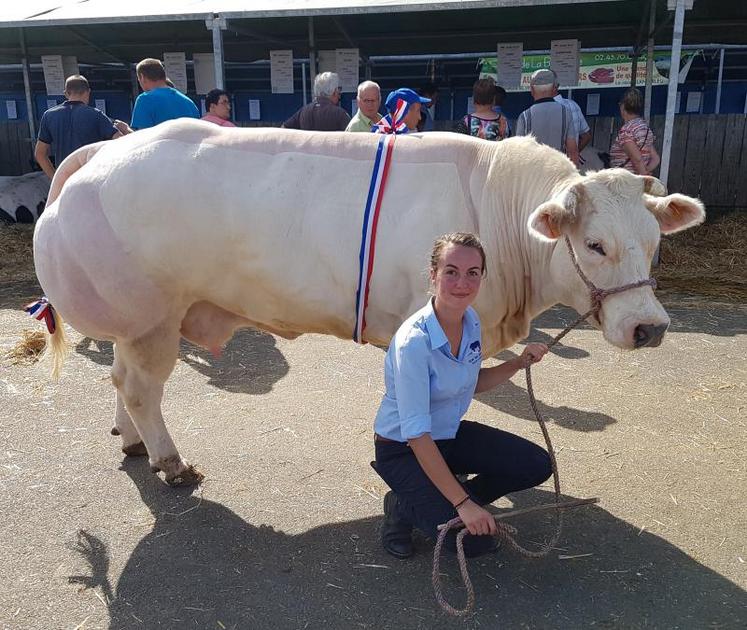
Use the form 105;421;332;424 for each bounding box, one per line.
553;84;591;151
454;78;509;141
346;81;382;132
283;72;350;131
201;89;236;127
610;88;660;175
417;82;439;131
515;69;579;166
374;88;431;135
128;58;199;131
34;75;120;179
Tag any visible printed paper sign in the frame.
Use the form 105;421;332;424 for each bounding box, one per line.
496;43;523;88
685;91;702;113
270;50;294;94
586;93;600;116
163;52;188;93
6;100;17;119
95;98;106;114
41;55;66;95
249;99;261;120
62;55;79;78
193;53;216;95
336;48;359;93
551;39;580;87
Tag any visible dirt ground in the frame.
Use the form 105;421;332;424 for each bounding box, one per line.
1;267;745;629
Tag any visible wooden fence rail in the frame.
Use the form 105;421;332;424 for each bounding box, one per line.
0;121;34;177
588;114;747;209
2;115;745;208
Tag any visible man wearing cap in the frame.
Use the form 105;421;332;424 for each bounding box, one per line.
283;72;351;132
515;69;579;166
374;88;431;134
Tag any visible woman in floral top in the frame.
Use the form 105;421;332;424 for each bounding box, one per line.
455;78;509;141
609;88;660;175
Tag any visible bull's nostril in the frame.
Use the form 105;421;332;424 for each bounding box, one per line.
634;325;649;348
634;323;668;348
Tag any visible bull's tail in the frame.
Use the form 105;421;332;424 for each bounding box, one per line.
46;309;68;381
46;141;108;208
25;298;69;380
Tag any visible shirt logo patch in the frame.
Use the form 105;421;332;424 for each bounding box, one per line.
468;340;482;363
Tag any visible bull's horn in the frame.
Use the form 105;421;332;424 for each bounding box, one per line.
641;175;667;197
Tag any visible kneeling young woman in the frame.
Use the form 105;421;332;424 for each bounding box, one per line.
373;232;552;559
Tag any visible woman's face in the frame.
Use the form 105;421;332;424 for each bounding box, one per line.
430;244;483;312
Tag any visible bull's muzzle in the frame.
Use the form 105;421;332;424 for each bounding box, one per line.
633;323;668;348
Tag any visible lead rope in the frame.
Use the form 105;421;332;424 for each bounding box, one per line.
432;237;657;616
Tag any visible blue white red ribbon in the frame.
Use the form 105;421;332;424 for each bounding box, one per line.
24;297;57;334
372;98;410;135
353;133;396;343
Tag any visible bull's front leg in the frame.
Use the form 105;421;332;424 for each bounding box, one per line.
111;325;203;486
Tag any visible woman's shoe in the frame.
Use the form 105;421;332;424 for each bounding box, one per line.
381;491;414;559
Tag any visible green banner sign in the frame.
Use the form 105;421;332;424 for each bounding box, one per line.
481;50;698;90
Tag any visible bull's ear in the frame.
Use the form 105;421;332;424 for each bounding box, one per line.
528;184;582;241
644;193;706;234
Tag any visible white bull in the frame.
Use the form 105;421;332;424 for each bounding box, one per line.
34;119;704;485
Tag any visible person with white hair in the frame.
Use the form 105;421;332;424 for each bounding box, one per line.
515;68;579;166
346;81;382;132
283;71;351;131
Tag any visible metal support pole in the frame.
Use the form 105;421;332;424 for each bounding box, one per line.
660;0;686;188
207;16;227;90
715;48;725;114
644;0;656;121
19;28;36;147
302;62;307;106
308;17;317;102
129;64;140;100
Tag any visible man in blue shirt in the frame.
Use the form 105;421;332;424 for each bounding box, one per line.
129;58;199;130
34;75;119;179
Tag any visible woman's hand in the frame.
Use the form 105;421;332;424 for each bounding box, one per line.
457;500;497;536
517;342;549;368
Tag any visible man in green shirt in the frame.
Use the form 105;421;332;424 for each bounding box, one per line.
345;81;382;132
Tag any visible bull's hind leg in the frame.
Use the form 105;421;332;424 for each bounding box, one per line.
112;323;203;486
111;388;148;457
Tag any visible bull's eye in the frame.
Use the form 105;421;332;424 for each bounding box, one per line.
586;240;606;256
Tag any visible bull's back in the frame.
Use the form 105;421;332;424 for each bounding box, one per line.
94;121;483;340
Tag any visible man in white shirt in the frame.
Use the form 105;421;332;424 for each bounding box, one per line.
553;83;592;151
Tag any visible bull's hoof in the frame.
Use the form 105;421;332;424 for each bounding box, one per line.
165;465;204;487
110;426;121;436
122;441;148;457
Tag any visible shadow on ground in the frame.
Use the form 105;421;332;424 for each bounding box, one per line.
67;459;746;630
533;304;746;339
74;329;289;396
477;347;616;433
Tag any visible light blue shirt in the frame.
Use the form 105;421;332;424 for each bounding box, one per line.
131;87;200;130
374;299;483;442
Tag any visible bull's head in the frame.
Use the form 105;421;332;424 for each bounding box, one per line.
527;169;705;350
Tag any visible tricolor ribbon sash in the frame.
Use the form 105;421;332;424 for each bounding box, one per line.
24;296;57;334
372;98;410;135
353;133;396;343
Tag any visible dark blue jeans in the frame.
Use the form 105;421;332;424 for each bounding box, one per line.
374;420;552;555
